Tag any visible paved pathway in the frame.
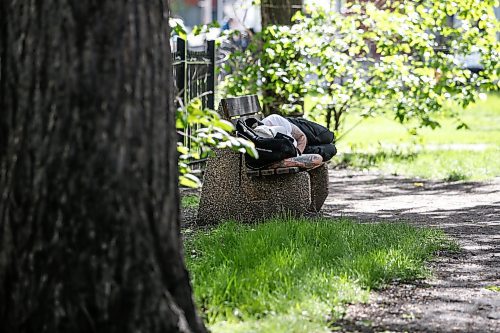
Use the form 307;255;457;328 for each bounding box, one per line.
322;169;500;333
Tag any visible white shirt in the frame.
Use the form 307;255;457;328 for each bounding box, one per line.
259;114;297;147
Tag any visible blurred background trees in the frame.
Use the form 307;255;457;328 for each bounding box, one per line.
222;0;499;133
171;0;499;181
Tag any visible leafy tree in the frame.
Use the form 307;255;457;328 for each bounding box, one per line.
0;1;206;332
259;0;305;114
221;22;311;115
223;0;499;133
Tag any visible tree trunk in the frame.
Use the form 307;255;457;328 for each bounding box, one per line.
0;1;206;333
261;0;303;28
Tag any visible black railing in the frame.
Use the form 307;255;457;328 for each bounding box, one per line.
173;38;216;111
172;37;216;172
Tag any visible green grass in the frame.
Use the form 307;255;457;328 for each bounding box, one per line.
308;93;500;181
186;217;456;332
486;285;500;292
181;194;200;209
338;147;500;181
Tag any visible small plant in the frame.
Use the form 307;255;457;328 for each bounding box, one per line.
181;195;200;209
486;285;500;292
445;170;469;182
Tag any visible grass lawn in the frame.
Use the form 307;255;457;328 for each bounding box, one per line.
185;217;457;333
309;93;500;181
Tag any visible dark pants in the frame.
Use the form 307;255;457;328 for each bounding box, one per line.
304;128;336;161
288;117;337;161
303;144;337;162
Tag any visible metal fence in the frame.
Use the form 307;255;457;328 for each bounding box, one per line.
173;38;216;111
172;38;216;172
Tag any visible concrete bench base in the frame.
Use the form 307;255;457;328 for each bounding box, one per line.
198;149;329;224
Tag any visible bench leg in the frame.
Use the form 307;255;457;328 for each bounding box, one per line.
308;164;329;212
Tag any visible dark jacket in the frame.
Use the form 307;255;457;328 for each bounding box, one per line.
286;117;335;145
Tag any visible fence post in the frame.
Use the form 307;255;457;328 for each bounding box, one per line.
176;38;189;147
207;40;216;110
176;38;187;108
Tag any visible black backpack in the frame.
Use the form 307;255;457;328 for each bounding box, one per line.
236;118;297;169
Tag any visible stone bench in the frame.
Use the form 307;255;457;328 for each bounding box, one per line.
197;95;329;224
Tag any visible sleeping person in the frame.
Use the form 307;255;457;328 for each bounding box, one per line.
260;114;337;162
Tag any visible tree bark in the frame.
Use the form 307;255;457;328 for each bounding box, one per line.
0;1;206;333
261;0;303;28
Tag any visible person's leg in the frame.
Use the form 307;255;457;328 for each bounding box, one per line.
303;144;337;161
269;154;323;169
316;130;335;145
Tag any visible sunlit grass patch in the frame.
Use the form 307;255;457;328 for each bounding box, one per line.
485;285;500;292
186;218;456;332
330;93;500;180
337;147;500;181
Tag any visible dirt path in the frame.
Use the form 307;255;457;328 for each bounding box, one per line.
323;169;500;333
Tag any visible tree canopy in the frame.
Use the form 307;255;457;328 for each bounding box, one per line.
223;0;499;132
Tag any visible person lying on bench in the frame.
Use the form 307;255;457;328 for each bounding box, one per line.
259;114;337;162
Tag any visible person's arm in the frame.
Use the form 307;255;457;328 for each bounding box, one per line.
291;124;307;154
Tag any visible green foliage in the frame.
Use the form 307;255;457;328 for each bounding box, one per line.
177;98;257;187
169;17;187;39
444;169;469;182
181;194;200;209
186;218;456;332
191;21;221;36
221;24;310;115
486;285;500;292
222;0;499;131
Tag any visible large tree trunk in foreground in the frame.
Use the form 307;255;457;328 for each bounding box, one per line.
0;1;206;332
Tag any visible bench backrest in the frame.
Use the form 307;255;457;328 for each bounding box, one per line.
219;95;263;124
